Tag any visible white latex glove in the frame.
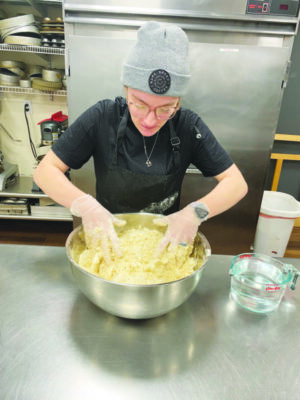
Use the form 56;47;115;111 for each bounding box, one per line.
154;202;209;254
70;194;126;262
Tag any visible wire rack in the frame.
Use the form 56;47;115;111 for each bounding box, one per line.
0;43;65;55
1;0;62;3
0;85;67;96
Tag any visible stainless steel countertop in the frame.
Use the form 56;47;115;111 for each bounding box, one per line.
0;244;299;400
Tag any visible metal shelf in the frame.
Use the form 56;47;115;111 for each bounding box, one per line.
0;45;66;96
0;176;49;198
0;0;62;5
0;85;67;96
0;214;72;221
38;0;62;3
0;43;65;55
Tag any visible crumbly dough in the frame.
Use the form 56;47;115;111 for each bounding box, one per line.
70;227;202;285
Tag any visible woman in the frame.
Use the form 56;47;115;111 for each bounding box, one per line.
34;21;248;259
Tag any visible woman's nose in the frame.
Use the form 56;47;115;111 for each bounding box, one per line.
143;109;157;125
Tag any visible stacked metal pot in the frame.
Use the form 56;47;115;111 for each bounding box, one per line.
0;61;65;90
32;67;64;91
0;14;41;46
0;60;25;86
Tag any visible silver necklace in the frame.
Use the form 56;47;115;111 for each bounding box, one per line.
142;133;160;167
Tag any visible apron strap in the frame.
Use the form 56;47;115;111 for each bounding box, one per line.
169;119;181;169
112;107;129;166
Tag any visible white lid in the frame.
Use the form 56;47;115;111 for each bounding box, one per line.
261;190;300;218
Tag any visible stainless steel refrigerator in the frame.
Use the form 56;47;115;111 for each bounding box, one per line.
62;0;300;254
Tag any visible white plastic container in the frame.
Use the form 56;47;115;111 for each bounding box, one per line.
254;191;300;257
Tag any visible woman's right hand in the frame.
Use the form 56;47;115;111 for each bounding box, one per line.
70;194;126;262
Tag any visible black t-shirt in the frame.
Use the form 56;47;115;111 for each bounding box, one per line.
52;96;233;187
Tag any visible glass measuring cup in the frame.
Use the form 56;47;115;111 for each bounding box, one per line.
229;253;299;313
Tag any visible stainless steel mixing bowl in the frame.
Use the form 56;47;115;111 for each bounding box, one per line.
66;213;211;319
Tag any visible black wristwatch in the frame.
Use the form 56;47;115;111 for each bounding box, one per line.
189;202;210;222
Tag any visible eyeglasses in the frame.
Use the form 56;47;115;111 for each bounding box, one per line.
127;100;179;120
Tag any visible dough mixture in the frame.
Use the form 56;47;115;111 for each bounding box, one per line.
70;227;203;285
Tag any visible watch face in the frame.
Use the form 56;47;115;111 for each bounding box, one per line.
198;209;209;219
191;203;209;221
196;208;209;220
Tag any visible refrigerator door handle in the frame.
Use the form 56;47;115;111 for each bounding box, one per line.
63;14;298;36
65;49;70;77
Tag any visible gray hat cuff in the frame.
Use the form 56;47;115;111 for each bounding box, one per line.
121;64;190;97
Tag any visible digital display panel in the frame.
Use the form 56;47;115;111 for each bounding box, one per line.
246;0;270;14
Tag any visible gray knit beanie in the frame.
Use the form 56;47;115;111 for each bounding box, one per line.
121;21;191;97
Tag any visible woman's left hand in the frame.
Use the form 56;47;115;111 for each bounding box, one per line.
154;205;204;254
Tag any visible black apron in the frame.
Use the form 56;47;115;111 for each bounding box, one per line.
98;108;182;215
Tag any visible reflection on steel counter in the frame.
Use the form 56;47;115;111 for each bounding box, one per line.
0;245;299;398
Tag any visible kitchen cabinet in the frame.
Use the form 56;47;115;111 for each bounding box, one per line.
0;0;71;222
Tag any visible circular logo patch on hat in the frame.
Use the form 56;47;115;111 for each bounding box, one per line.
148;69;171;94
